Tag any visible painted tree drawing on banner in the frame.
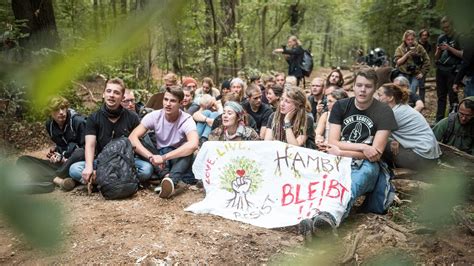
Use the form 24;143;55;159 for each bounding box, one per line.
219;157;262;210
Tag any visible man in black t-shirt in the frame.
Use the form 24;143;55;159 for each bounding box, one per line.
299;69;398;239
242;85;273;139
307;77;326;123
435;17;463;122
69;78;153;184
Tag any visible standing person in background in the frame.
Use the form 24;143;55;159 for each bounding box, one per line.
434;17;463;122
273;36;305;86
453;35;474;97
418;29;432;102
394;30;430;97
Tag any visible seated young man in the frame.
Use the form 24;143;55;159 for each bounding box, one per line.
242;84;273;139
432;96;474;155
69;78;153;185
301;69;398;238
129;86;199;199
17;96;85;191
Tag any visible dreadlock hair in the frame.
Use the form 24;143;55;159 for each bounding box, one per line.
271;86;308;143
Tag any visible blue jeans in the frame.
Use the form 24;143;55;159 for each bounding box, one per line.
158;147;195;184
399;74;419;96
69;158;153;184
342;160;379;220
196;110;219;139
465;76;474;97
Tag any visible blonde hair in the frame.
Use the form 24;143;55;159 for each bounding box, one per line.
199;94;215;108
164;72;178;85
402;30;416;42
271;86;308;142
288;35;302;48
46;96;69;115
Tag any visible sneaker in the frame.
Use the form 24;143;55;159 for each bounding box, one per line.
159;177;174;199
312;212;338;237
60;178;76;192
299;219;314;243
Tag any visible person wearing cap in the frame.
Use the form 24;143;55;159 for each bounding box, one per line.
209;101;260;141
182;77;198;92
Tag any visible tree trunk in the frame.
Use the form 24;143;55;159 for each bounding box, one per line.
209;0;220;83
11;0;60;50
120;0;127;15
260;1;267;57
320;20;330;67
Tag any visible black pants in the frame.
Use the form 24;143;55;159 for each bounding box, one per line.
382;142;438;171
16;148;85;181
436;69;459;122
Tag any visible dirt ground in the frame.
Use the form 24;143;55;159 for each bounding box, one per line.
0;68;473;264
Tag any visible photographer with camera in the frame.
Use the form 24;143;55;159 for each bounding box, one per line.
434;17;463;122
394;30;431;97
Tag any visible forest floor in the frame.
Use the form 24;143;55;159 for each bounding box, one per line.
0;68;473;264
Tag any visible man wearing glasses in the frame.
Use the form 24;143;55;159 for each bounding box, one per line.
433;96;474;155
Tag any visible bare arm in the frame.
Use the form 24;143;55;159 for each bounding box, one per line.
82;135;96;183
129;124;152;159
164;130;199;160
315;112;328;142
264;127;273;141
414;100;424;112
259;126;267;139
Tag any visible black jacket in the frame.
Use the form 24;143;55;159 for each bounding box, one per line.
282;45;304;78
45;109;86;158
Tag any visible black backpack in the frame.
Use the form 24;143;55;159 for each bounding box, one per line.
96;137;138;200
300;49;314;77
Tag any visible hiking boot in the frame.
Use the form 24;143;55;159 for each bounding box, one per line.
61;178;76;192
312;212;338;237
159;177;174;199
299;218;314;243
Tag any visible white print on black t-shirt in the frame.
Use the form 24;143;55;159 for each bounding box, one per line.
342;115;375;144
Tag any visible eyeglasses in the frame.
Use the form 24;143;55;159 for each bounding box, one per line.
459;112;473;119
122;99;135;104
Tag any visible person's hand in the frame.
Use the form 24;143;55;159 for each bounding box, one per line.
416;73;423;80
82;166;94;184
46;147;55;159
363;145;381;162
284;107;296;123
452;84;460;93
315;135;324;144
322;143;341;156
273;48;283;54
390;140;400;156
438;43;449;51
150;154;166;169
316;102;324;114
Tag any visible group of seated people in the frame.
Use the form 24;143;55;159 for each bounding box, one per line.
17;68;474;240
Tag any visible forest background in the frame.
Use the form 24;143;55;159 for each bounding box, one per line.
1;0;471;120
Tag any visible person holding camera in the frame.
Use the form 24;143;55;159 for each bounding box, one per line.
434;17;463;122
394;30;431;97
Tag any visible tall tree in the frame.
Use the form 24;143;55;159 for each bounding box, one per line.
11;0;60;50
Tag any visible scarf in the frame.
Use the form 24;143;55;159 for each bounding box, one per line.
100;104;124;119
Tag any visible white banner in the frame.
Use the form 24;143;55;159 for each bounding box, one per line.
185;141;352;229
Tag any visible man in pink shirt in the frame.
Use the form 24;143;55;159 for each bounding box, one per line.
129;86;199;198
